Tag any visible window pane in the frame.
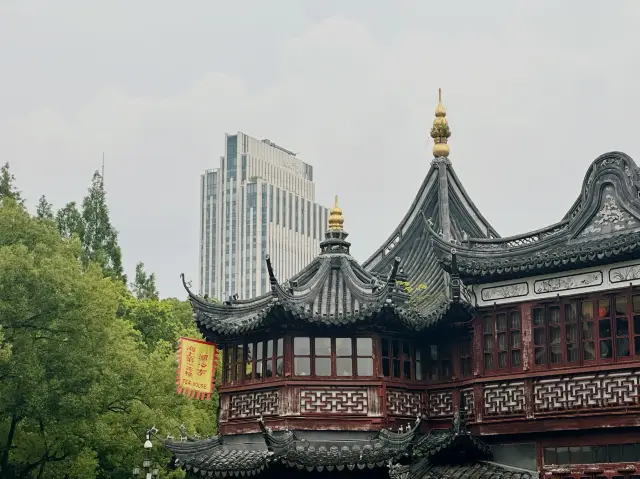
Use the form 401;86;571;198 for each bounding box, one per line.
315;337;331;356
565;302;577;322
582;301;594;320
533;309;545;326
512;350;521;366
277;338;283;356
267;340;274;358
556;447;569;465
294;337;310;355
583;341;595;361
382;358;390;376
430;345;438;360
483;315;493;333
357;357;374;376
336;338;352;356
336;358;353;376
393;359;400;377
534;328;546;346
404;360;412;379
496;313;507;330
511;330;521;348
256;342;264;360
599;319;612;338
266;359;273;377
617;317;629;336
510;311;521;329
294;357;311;376
549;306;560;324
600;339;613;359
392;340;399;358
618;337;630;357
276;358;283;376
245;343;253;379
315;357;331;376
357;338;373;356
543;447;556;465
616;296;628;315
381;338;389;357
598;299;610;318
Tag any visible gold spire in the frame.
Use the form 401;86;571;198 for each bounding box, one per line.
430;88;451;158
327;195;344;231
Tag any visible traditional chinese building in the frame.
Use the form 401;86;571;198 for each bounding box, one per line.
166;90;640;479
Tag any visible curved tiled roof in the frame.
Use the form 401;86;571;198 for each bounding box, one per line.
166;418;422;476
431;151;640;282
183;218;466;340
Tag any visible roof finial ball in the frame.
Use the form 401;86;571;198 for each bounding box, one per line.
431;88;451;158
328;195;344;231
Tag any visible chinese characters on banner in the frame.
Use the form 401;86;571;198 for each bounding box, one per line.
176;337;218;400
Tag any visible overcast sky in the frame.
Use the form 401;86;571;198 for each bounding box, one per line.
2;1;639;298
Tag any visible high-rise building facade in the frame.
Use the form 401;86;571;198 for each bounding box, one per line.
199;132;329;301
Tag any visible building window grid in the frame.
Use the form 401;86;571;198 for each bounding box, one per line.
531;292;638;369
483;309;521;372
223;337;284;385
293;336;374;378
543;443;640;467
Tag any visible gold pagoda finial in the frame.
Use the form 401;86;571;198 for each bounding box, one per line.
328;195;344;231
431;88;451;158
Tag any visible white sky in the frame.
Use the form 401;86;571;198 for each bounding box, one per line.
2;1;639;298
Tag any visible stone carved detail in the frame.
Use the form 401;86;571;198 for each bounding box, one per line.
484;382;525;416
428;390;453;417
533;271;603;294
481;282;528;301
229;390;279;419
534;370;640;412
386;390;422;417
580;188;637;237
610;263;640;283
462;388;475;419
300;388;368;415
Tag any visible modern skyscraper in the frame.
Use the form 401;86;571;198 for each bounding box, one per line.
199;132;329;301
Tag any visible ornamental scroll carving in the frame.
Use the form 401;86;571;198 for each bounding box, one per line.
300;388;368;415
481;283;528;301
229;390;279;419
609;263;640;283
534;370;640;413
580;187;638;237
533;271;603;294
484;382;525;417
386;390;422;417
427;390;453;417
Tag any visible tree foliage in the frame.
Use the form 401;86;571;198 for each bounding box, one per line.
396;281;435;312
0;162;24;206
0;174;219;478
130;262;159;300
80;171;125;283
36;196;54;220
56;202;83;240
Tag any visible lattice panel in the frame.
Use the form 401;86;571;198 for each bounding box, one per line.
386;390;422;417
300;389;368;415
229;390;279;419
462;388;475;419
534;370;640;412
484;382;525;416
428;390;453;417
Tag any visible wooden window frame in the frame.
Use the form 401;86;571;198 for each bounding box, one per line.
222;336;284;386
531;290;638;371
292;335;376;379
380;336;430;383
482;308;523;374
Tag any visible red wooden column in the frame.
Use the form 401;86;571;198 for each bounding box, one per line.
521;302;533;372
472;315;483;377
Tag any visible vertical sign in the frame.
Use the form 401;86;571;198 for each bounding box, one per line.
176;337;218;400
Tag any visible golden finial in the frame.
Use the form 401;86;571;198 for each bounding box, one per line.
328;195;344;231
431;88;451;158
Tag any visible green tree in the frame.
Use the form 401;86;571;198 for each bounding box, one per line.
131;262;159;300
396;281;435;312
0;162;24;206
35;195;54;220
55;201;84;240
0;200;216;478
80;171;124;282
